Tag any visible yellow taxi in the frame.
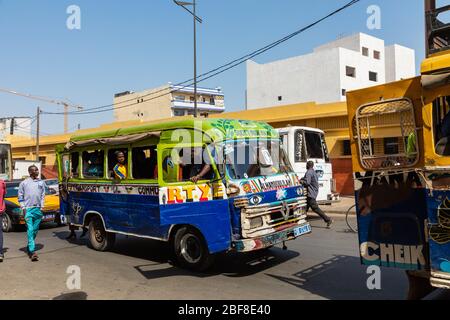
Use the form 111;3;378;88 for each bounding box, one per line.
1;181;62;232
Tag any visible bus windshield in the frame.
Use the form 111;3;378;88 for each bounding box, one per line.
220;140;292;180
303;131;329;161
0;144;11;180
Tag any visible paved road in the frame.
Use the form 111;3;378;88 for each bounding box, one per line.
0;216;447;300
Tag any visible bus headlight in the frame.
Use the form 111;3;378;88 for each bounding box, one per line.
227;183;241;197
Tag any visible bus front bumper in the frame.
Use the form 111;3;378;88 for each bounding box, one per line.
232;223;311;253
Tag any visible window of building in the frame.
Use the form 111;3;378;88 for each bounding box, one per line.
132;146;158;180
361;139;375;155
384;138;399;155
190;96;195;102
210;97;215;105
369;71;378;82
107;148;128;179
342;140;351;156
342;89;347;97
374;50;381;60
362;47;369;56
187;110;196;116
82;150;105;179
174;95;185;101
173;110;185;117
278;96;283;101
346;66;356;78
39;157;46;165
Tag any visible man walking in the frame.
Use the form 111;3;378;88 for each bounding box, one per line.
18;165;46;261
302;161;333;228
0;178;6;262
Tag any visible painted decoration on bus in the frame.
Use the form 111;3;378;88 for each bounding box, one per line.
159;183;227;205
238;173;303;196
66;183;159;196
354;170;428;270
427;193;450;274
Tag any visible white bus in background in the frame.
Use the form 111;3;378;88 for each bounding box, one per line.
12;160;42;180
278;126;339;204
0;142;12;181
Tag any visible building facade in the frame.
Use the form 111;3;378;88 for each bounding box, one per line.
246;33;416;109
113;84;225;122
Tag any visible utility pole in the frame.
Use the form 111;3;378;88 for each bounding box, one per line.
36;107;40;161
193;0;198;118
173;0;203;118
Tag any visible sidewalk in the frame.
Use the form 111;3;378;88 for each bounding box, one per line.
320;196;356;215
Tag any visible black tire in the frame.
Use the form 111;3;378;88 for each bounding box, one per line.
88;216;115;251
346;204;358;233
173;226;215;272
55;213;65;227
1;214;14;233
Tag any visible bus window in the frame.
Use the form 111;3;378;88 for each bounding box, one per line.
433;96;450;155
305;131;324;159
132;146;157;180
162;147;214;183
82;150;105;179
71;152;79;178
294;130;306;163
107;148;128;179
355;98;418;169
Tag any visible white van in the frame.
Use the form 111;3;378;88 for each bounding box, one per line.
278;127;339;204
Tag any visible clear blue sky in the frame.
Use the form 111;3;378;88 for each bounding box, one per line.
0;0;425;135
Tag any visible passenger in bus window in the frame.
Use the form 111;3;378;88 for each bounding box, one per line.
113;151;127;180
180;147;212;183
84;152;104;178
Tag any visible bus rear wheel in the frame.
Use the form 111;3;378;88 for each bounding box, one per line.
88;216;115;252
173;226;215;272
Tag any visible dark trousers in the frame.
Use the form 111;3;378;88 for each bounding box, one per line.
306;197;331;223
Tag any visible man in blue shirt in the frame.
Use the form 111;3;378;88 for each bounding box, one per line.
302;161;333;228
18;165;46;262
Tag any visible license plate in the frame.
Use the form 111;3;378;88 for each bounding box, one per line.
43;214;55;221
294;224;311;237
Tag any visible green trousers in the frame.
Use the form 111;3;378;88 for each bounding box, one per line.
25;207;43;254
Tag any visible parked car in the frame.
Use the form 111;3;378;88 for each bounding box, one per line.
45;179;59;195
1;181;62;232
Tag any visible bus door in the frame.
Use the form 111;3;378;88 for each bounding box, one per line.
424;90;450;281
157;144;231;253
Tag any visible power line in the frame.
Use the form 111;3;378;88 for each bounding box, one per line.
42;0;361;116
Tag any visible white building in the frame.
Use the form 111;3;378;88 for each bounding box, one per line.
0;117;33;140
246;33;416;109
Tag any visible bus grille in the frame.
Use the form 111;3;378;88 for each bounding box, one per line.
241;197;307;238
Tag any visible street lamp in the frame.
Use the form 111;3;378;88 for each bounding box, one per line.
173;0;203;118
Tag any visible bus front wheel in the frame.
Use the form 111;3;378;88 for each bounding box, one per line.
173;226;215;272
88;216;115;252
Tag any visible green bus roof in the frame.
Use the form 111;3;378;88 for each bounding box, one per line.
69;118;278;144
